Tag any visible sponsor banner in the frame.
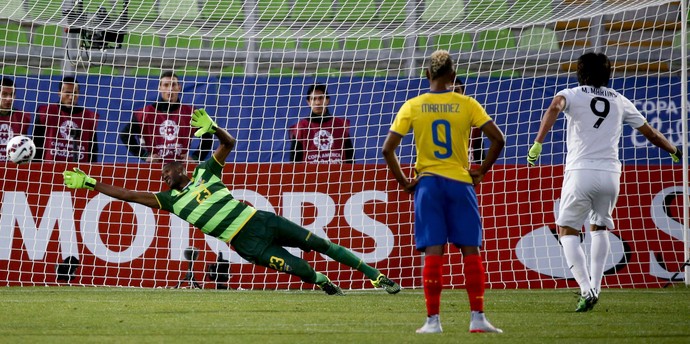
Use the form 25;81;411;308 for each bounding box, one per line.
0;163;685;289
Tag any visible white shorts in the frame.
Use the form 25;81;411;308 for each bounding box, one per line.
556;169;620;230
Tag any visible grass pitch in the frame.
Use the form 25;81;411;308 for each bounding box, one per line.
1;286;688;343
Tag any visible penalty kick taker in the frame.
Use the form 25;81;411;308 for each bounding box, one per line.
63;109;401;295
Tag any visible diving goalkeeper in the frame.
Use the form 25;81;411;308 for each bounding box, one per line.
63;109;401;295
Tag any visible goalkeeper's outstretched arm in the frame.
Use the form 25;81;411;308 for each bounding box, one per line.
211;126;236;163
63;168;161;209
95;183;161;209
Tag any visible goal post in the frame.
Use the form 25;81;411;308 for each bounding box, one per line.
0;0;687;289
680;0;690;287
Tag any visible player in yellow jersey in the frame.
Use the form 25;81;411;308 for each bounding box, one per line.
382;50;505;334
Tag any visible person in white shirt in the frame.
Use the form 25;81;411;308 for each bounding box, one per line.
526;52;682;312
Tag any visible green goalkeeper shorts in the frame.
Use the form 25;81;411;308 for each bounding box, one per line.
230;210;331;265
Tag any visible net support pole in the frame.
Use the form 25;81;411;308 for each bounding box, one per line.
61;0;78;75
402;0;417;77
589;0;606;53
681;0;690;286
243;0;258;75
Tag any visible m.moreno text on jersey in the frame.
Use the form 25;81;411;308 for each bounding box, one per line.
421;103;461;113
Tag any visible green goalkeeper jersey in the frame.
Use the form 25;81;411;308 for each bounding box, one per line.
155;156;257;242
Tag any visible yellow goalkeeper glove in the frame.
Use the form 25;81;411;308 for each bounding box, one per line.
191;109;218;137
670;146;683;163
63;168;97;190
527;141;543;166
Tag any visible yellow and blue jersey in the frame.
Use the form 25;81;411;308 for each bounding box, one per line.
389;90;492;184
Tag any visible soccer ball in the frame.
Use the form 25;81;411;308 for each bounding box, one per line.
6;135;36;164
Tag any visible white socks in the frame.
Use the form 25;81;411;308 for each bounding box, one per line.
560;235;592;296
589;230;610;295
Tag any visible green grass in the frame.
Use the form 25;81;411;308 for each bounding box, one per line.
1;287;689;343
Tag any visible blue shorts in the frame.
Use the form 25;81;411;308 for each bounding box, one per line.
413;175;483;250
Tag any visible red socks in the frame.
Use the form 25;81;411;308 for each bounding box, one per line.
463;254;485;312
423;255;443;316
423;254;486;316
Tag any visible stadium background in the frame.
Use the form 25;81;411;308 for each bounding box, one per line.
3;75;685;163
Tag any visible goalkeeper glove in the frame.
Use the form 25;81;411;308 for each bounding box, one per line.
191;109;217;137
63;168;97;190
526;141;543;166
670;145;683;163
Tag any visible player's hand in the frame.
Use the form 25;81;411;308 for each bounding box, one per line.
670;145;683;163
63;168;97;190
527;141;543;166
402;178;419;194
469;169;485;186
191;109;217;137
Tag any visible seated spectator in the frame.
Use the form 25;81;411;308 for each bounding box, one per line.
120;71;212;163
0;76;31;162
289;84;354;163
34;76;99;162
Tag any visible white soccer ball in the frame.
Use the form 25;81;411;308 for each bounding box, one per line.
6;135;36;164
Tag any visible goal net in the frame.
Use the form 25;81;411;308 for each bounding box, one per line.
0;0;687;290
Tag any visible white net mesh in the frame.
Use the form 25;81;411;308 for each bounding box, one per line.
0;0;687;289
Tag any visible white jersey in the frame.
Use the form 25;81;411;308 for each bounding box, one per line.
557;86;646;173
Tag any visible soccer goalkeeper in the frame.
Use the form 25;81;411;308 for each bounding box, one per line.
63;109;400;295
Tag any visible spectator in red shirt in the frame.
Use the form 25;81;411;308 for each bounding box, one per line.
119;71;212;163
289;84;354;163
0;76;32;162
33;76;99;162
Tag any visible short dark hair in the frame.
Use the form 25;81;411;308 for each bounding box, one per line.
1;76;14;88
577;52;611;88
452;77;465;93
306;84;329;99
58;76;78;92
163;161;184;171
160;71;179;80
